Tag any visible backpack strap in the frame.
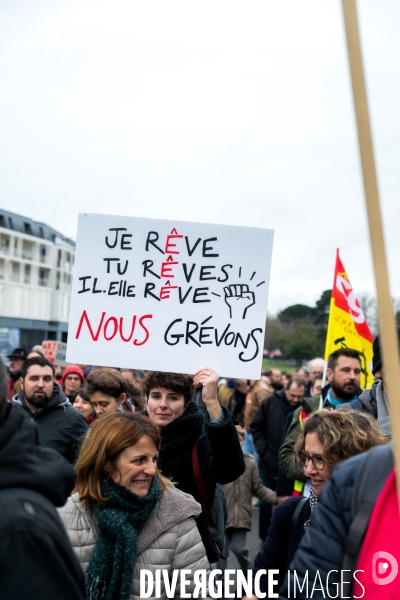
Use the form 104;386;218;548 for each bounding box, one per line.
290;497;308;533
192;435;210;518
342;444;393;597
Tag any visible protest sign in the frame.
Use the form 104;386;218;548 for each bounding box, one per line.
42;340;68;367
66;214;274;378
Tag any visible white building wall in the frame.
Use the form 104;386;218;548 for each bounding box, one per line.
0;227;74;323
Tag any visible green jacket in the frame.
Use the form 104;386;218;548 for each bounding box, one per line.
278;395;321;483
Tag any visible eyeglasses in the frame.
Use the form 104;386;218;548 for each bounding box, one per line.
298;450;326;470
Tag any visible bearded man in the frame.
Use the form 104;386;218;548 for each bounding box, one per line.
13;357;88;463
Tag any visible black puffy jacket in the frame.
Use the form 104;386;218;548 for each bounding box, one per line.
0;403;85;600
13;383;88;462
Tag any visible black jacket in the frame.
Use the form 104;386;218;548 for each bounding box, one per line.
13;383;88;463
251;389;296;479
157;402;245;558
253;496;311;592
0;403;85;600
279;451;368;599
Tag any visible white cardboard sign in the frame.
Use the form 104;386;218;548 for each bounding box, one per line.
42;341;69;367
67;214;274;378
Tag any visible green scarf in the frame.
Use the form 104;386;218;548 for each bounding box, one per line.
86;475;162;600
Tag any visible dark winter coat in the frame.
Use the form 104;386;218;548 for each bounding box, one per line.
251;389;296;479
278;452;366;599
278;394;321;483
157;402;245;556
13;383;88;463
348;379;379;418
253;496;311;592
0;403;85;600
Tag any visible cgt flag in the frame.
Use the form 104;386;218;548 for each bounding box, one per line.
325;249;374;389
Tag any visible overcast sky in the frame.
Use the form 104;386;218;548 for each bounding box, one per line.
1;0;399;315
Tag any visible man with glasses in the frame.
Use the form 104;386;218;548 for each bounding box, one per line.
251;376;306;540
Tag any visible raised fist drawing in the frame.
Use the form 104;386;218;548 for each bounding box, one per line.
224;284;255;319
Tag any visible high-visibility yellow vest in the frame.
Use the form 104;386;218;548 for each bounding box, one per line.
292;407;308;497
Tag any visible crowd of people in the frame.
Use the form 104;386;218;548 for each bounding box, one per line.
0;332;398;598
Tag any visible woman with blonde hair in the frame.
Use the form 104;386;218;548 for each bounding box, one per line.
249;408;387;597
58;412;209;600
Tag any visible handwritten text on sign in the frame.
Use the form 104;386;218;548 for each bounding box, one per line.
66;214;274;378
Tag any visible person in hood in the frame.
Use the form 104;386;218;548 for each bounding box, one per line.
13;356;88;463
62;364;85;401
0;357;85;600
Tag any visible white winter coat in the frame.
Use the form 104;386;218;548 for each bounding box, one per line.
58;485;210;600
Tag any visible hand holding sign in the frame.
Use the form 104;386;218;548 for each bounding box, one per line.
193;366;220;421
224;284;255;319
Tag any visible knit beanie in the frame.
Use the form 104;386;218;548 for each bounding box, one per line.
372;327;400;375
62;364;85;384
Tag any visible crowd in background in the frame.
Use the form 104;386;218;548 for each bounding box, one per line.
0;332;398;599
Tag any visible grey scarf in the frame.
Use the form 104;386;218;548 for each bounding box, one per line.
304;487;318;530
376;379;392;440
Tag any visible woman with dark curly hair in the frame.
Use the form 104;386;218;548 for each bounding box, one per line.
143;366;245;563
248;408;387;597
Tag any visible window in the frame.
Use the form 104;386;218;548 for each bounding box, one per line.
39;227;44;238
39;245;47;264
22;240;33;260
24;264;31;284
14;238;18;256
39;268;50;287
57;249;62;268
11;262;20;282
56;271;60;290
24;222;32;235
0;259;4;280
8;218;13;229
0;234;10;255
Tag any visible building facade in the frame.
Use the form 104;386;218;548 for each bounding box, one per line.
0;209;75;357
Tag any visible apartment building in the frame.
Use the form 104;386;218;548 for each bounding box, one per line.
0;209;75;357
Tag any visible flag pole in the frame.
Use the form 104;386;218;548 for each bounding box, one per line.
342;0;400;493
320;250;339;408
